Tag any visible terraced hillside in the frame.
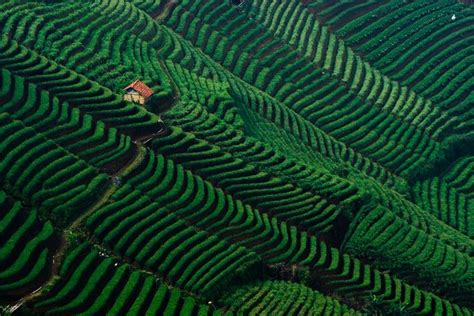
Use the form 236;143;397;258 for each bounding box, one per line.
0;0;473;315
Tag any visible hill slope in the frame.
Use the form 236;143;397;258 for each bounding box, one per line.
0;0;473;314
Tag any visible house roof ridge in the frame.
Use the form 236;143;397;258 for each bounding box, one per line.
123;80;154;98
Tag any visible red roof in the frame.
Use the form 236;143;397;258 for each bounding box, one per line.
123;80;154;99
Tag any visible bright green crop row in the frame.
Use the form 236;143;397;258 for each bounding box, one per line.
344;204;474;306
115;149;470;314
157;0;470;251
444;157;474;192
314;1;385;30
245;0;446;169
163;0;448;181
252;0;474;175
0;191;57;299
0;36;162;139
33;242;223;315
129;0;165;14
153;125;351;235
0;0;173;100
163;100;474;255
415;178;472;237
0;0;471;314
0;68;136;173
159;9;404;185
0;112;108;226
97;0;415;189
347;1;454;51
86;184;261;297
320;0;472;121
164;64;406;190
413;156;474;238
223;280;361;315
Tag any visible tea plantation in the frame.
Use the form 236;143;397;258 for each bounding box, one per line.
0;0;473;315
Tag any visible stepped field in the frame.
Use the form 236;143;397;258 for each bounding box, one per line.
0;0;473;315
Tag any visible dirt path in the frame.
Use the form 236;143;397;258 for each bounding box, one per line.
71;145;147;230
6;237;68;314
7;145;148;313
5;8;179;312
6;9;179;311
153;0;178;22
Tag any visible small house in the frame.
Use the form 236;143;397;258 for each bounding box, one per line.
123;80;154;105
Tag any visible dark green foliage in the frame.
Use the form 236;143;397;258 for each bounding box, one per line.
0;36;163;140
0;112;109;227
32;242;225;315
223;280;361;315
86;183;262;298
0;0;472;314
0;68;137;174
344;204;474;305
0;191;58;301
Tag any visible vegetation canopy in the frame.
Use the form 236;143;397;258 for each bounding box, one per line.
0;0;472;315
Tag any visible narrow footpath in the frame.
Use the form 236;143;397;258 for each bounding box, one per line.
7;145;148;314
